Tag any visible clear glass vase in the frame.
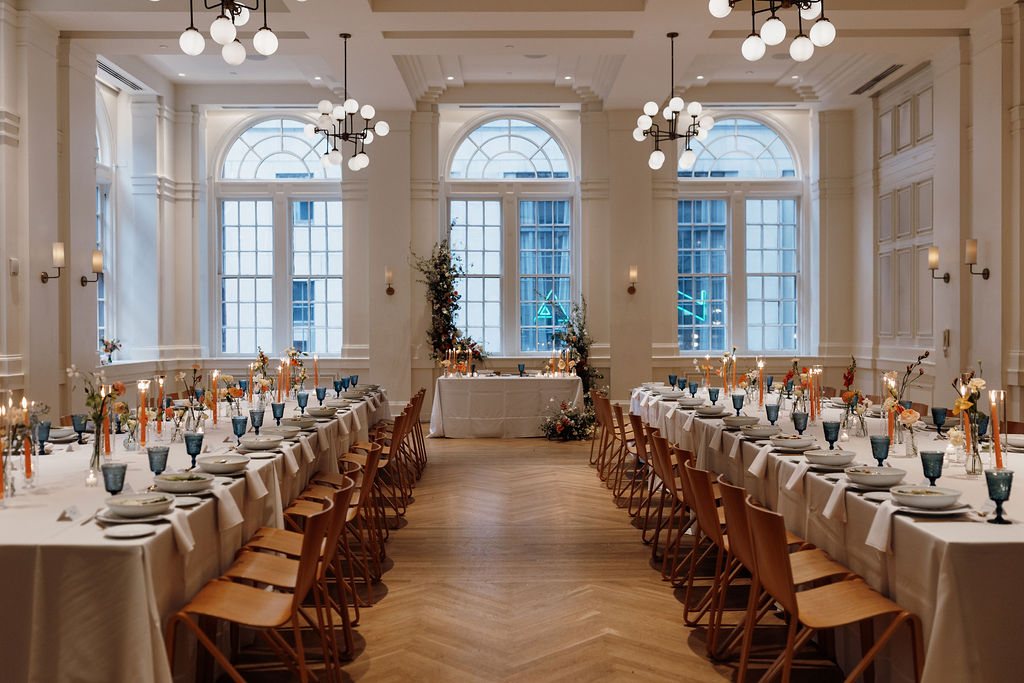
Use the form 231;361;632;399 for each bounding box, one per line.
123;425;139;452
841;404;869;438
904;427;918;459
86;437;101;487
965;421;983;476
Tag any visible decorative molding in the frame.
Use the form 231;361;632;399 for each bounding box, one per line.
341;178;369;202
580;179;609;201
0;109;20;148
410;179;439;201
652;178;677;200
341;344;370;360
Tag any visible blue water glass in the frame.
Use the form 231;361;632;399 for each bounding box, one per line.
731;393;744;417
271;402;286;426
920;451;944;486
238;379;249;396
341;377;350;391
931;407;948;437
899;400;912;411
194;388;205;404
350;374;359;389
231;415;248;446
976;413;990;438
296;391;310;415
870;435;891;467
471;364;476;375
792;411;809;436
249;409;265;436
333;379;343;398
518;363;526;376
35;420;51;455
985;469;1014;524
766;375;774;393
708;387;720;405
183;432;204;469
71;414;89;444
688;381;698;398
147;446;170;476
822;421;841;450
315;386;327;406
765;403;780;426
101;462;128;496
785;380;794;398
668;374;678;389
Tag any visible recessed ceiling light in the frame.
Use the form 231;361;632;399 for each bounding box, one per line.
314;76;321;80
791;74;800;79
178;72;186;77
504;44;514;48
447;75;455;81
696;75;705;80
563;75;572;80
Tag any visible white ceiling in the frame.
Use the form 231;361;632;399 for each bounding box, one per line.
20;0;1002;110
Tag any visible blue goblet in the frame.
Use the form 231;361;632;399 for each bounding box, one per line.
731;393;744;417
71;414;89;444
976;413;990;439
194;388;205;404
708;388;720;405
231;415;248;446
870;435;891;467
518;363;526;377
822;421;841;450
792;411;809;436
340;377;350;391
333;379;343;398
985;469;1014;524
296;391;310;415
766;375;774;393
350;374;359;389
688;381;698;398
668;374;678;389
931;407;948;437
238;379;249;397
164;396;174;410
35;420;51;455
147;446;169;476
785;380;794;398
920;451;944;486
471;364;476;375
100;462;127;496
899;400;912;411
316;386;327;406
271;402;286;426
183;432;204;469
249;409;265;436
765;403;780;426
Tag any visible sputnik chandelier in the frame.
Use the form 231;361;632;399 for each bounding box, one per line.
708;0;836;62
304;34;390;172
633;33;715;171
179;1;279;66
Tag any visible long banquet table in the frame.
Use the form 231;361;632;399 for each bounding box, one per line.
0;388;390;683
631;385;1023;683
429;374;583;438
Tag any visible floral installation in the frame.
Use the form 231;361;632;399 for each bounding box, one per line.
178;364;203;401
882;350;929;406
540;400;595;441
113;402;139;434
100;338;122;365
66;366;125;461
947;426;965;448
293;365;309;391
950;363;988;446
842;355;856;391
553;298;603;404
253;348;272;383
412;240;486;363
219;374;244;411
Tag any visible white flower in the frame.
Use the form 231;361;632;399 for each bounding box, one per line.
882;397;897;412
948;426;965;447
969;377;987;393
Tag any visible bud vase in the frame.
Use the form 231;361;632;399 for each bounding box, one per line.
904;427;918;459
965;422;983;476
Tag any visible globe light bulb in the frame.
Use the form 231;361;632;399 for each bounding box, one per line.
222;39;246;66
360;104;376;120
317;114;331;129
357;152;370;169
760;16;786;46
708;0;732;19
643;101;659;116
303;123;316;138
810;18;836;47
669;96;685;112
343;98;359;114
234;7;250;27
210;14;236;46
332;106;345;121
347;156;359;172
374;120;390;136
179;27;206;56
800;3;822;21
632;127;645;142
790;34;814;62
329;149;343;165
318;100;333;114
637;114;653;131
680;148;697;169
321;154;332;169
696;129;709;141
699;115;716;130
741;34;766;61
663;107;673;121
253;27;278;56
648;149;665;170
687;101;703;117
364;130;374;144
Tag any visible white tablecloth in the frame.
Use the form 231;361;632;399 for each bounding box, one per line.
429;375;583;438
630;386;1024;683
0;388;389;683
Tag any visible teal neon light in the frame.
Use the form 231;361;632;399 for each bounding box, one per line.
533;289;569;324
677;289;709;322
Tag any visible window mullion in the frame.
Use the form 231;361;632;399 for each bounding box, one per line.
273;190;289;353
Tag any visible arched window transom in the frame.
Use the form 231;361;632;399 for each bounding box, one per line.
222;118;340;180
679;118;796;179
449;117;570;180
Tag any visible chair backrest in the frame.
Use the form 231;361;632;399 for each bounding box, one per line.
386;410;409;459
292;499;333;611
745;496;799;616
648;434;675;499
1007;420;1024;434
612;404;630;444
671;447;695;505
716;475;756;572
910;402;929;416
321;477;357;573
629;413;648;461
352;441;384;515
594;394;614;437
682;460;724;548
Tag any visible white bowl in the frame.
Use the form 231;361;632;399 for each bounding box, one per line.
722;415;759;428
240;434;285;451
844;466;906;488
642;382;666;388
696;406;726;416
105;493;175;518
656;390;686;399
803;449;856;466
677;397;705;408
281;417;316;429
153;471;215;494
306;406;337;418
770;434;815;449
1007;434;1024;448
262;426;301;439
741;425;782;439
890;485;962;509
197;453;251;474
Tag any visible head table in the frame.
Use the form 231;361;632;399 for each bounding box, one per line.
429;373;583;438
0;387;390;683
631;385;1022;683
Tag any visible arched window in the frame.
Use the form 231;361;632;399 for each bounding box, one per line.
216;117;342;355
677;117;803;355
95;97;115;351
445;115;576;354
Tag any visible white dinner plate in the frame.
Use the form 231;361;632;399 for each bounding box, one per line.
174;496;202;507
97;510;170;525
772;444;818;453
862;491;891;503
50;434;80;444
809;463;851;473
104;524;157;539
847;479;902;492
895;504;973;517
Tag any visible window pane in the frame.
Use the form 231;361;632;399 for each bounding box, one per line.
680;118;796;179
449;118;569;180
519;200;571;351
745;199;798;352
450;199;502;354
291;200;343;354
221;200;273;354
222;118;340;180
678;199;728;352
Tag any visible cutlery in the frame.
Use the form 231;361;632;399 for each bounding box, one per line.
79;507;102;526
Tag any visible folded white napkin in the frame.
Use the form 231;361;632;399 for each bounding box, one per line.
299;434;316;463
728;438;741;461
168;509;196;554
747;444;774;478
351;409;362;432
244;468;268;500
666;405;678;420
639;394;649;408
66;444;76;452
785;462;812;494
316;422;332;444
281;445;299;475
866;500;899;552
708;426;724;453
212;487;244;531
337;415;350;435
684;411;697;431
823;480;851;522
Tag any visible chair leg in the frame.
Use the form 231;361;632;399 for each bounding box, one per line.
166;613;247;683
843;612;922;683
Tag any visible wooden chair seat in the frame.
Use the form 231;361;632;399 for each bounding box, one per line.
788;549;851;585
225;551;299;590
178;578;294;629
796;578;909;630
246;527;303;557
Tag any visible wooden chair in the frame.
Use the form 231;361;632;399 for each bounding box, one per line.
910;402;928;416
821;386;838;398
165;499;333;683
1006;420;1024;434
744;497;925;683
588;390;611;467
609;404;640;503
647;434;696;578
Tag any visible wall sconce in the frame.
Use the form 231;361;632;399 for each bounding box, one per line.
927;246;949;283
384;266;395;296
40;242;65;283
964;238;989;279
627;265;638;295
80;250;103;286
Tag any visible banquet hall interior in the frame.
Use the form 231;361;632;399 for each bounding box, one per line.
2;0;1024;681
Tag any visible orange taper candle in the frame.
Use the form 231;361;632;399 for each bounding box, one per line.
22;397;32;480
990;391;1004;469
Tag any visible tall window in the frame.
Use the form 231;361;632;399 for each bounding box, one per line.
678;117;802;354
446;116;575;355
95;184;110;346
217;117;342;355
